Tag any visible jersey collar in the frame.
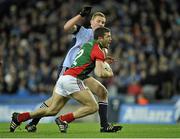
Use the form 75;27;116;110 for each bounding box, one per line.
95;40;104;49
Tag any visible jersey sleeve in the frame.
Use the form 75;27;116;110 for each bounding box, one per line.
72;25;81;35
90;44;105;62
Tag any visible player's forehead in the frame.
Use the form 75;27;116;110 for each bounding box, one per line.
93;16;106;22
104;32;111;37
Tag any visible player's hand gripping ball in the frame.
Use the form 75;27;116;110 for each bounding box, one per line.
104;61;111;72
105;56;115;64
102;48;115;64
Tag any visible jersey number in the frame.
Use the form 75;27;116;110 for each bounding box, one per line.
73;49;84;66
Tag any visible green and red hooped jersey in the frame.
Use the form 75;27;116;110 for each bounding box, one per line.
64;40;105;80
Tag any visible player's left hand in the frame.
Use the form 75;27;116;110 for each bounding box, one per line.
79;6;92;17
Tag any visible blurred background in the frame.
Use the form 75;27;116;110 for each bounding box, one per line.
0;0;180;124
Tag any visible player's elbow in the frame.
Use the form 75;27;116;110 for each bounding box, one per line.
64;24;76;33
63;25;69;32
106;72;114;77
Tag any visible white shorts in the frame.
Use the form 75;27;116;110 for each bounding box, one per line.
54;75;87;97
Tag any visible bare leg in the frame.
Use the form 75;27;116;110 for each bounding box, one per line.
70;88;98;119
10;91;68;132
27;90;69;130
30;92;68;118
84;77;108;102
84;77;109;128
55;88;98;133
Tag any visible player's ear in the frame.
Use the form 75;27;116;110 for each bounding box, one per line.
98;36;103;40
90;19;93;25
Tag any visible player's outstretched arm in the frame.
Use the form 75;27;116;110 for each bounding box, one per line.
64;6;92;33
63;15;83;33
94;60;113;78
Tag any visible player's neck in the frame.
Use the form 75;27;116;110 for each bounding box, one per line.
96;40;104;49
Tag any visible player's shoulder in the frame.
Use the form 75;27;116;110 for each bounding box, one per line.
75;26;93;40
81;41;94;52
73;25;93;35
79;26;92;32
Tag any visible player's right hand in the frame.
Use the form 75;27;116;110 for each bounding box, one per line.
105;56;115;64
79;6;92;17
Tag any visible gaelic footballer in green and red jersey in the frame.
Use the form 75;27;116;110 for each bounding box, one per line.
64;40;105;80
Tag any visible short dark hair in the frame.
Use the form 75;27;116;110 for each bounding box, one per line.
94;27;110;39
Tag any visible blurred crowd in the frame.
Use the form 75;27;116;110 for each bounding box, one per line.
0;0;179;102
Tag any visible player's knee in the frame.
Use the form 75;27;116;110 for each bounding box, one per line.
88;102;99;113
93;103;99;112
98;86;108;100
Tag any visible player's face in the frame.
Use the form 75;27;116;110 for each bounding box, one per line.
102;32;112;48
90;16;106;31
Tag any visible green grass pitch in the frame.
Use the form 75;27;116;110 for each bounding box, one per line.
0;122;180;138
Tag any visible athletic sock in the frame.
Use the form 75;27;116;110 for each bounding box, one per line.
29;102;48;125
60;112;75;123
17;112;31;122
98;102;108;128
